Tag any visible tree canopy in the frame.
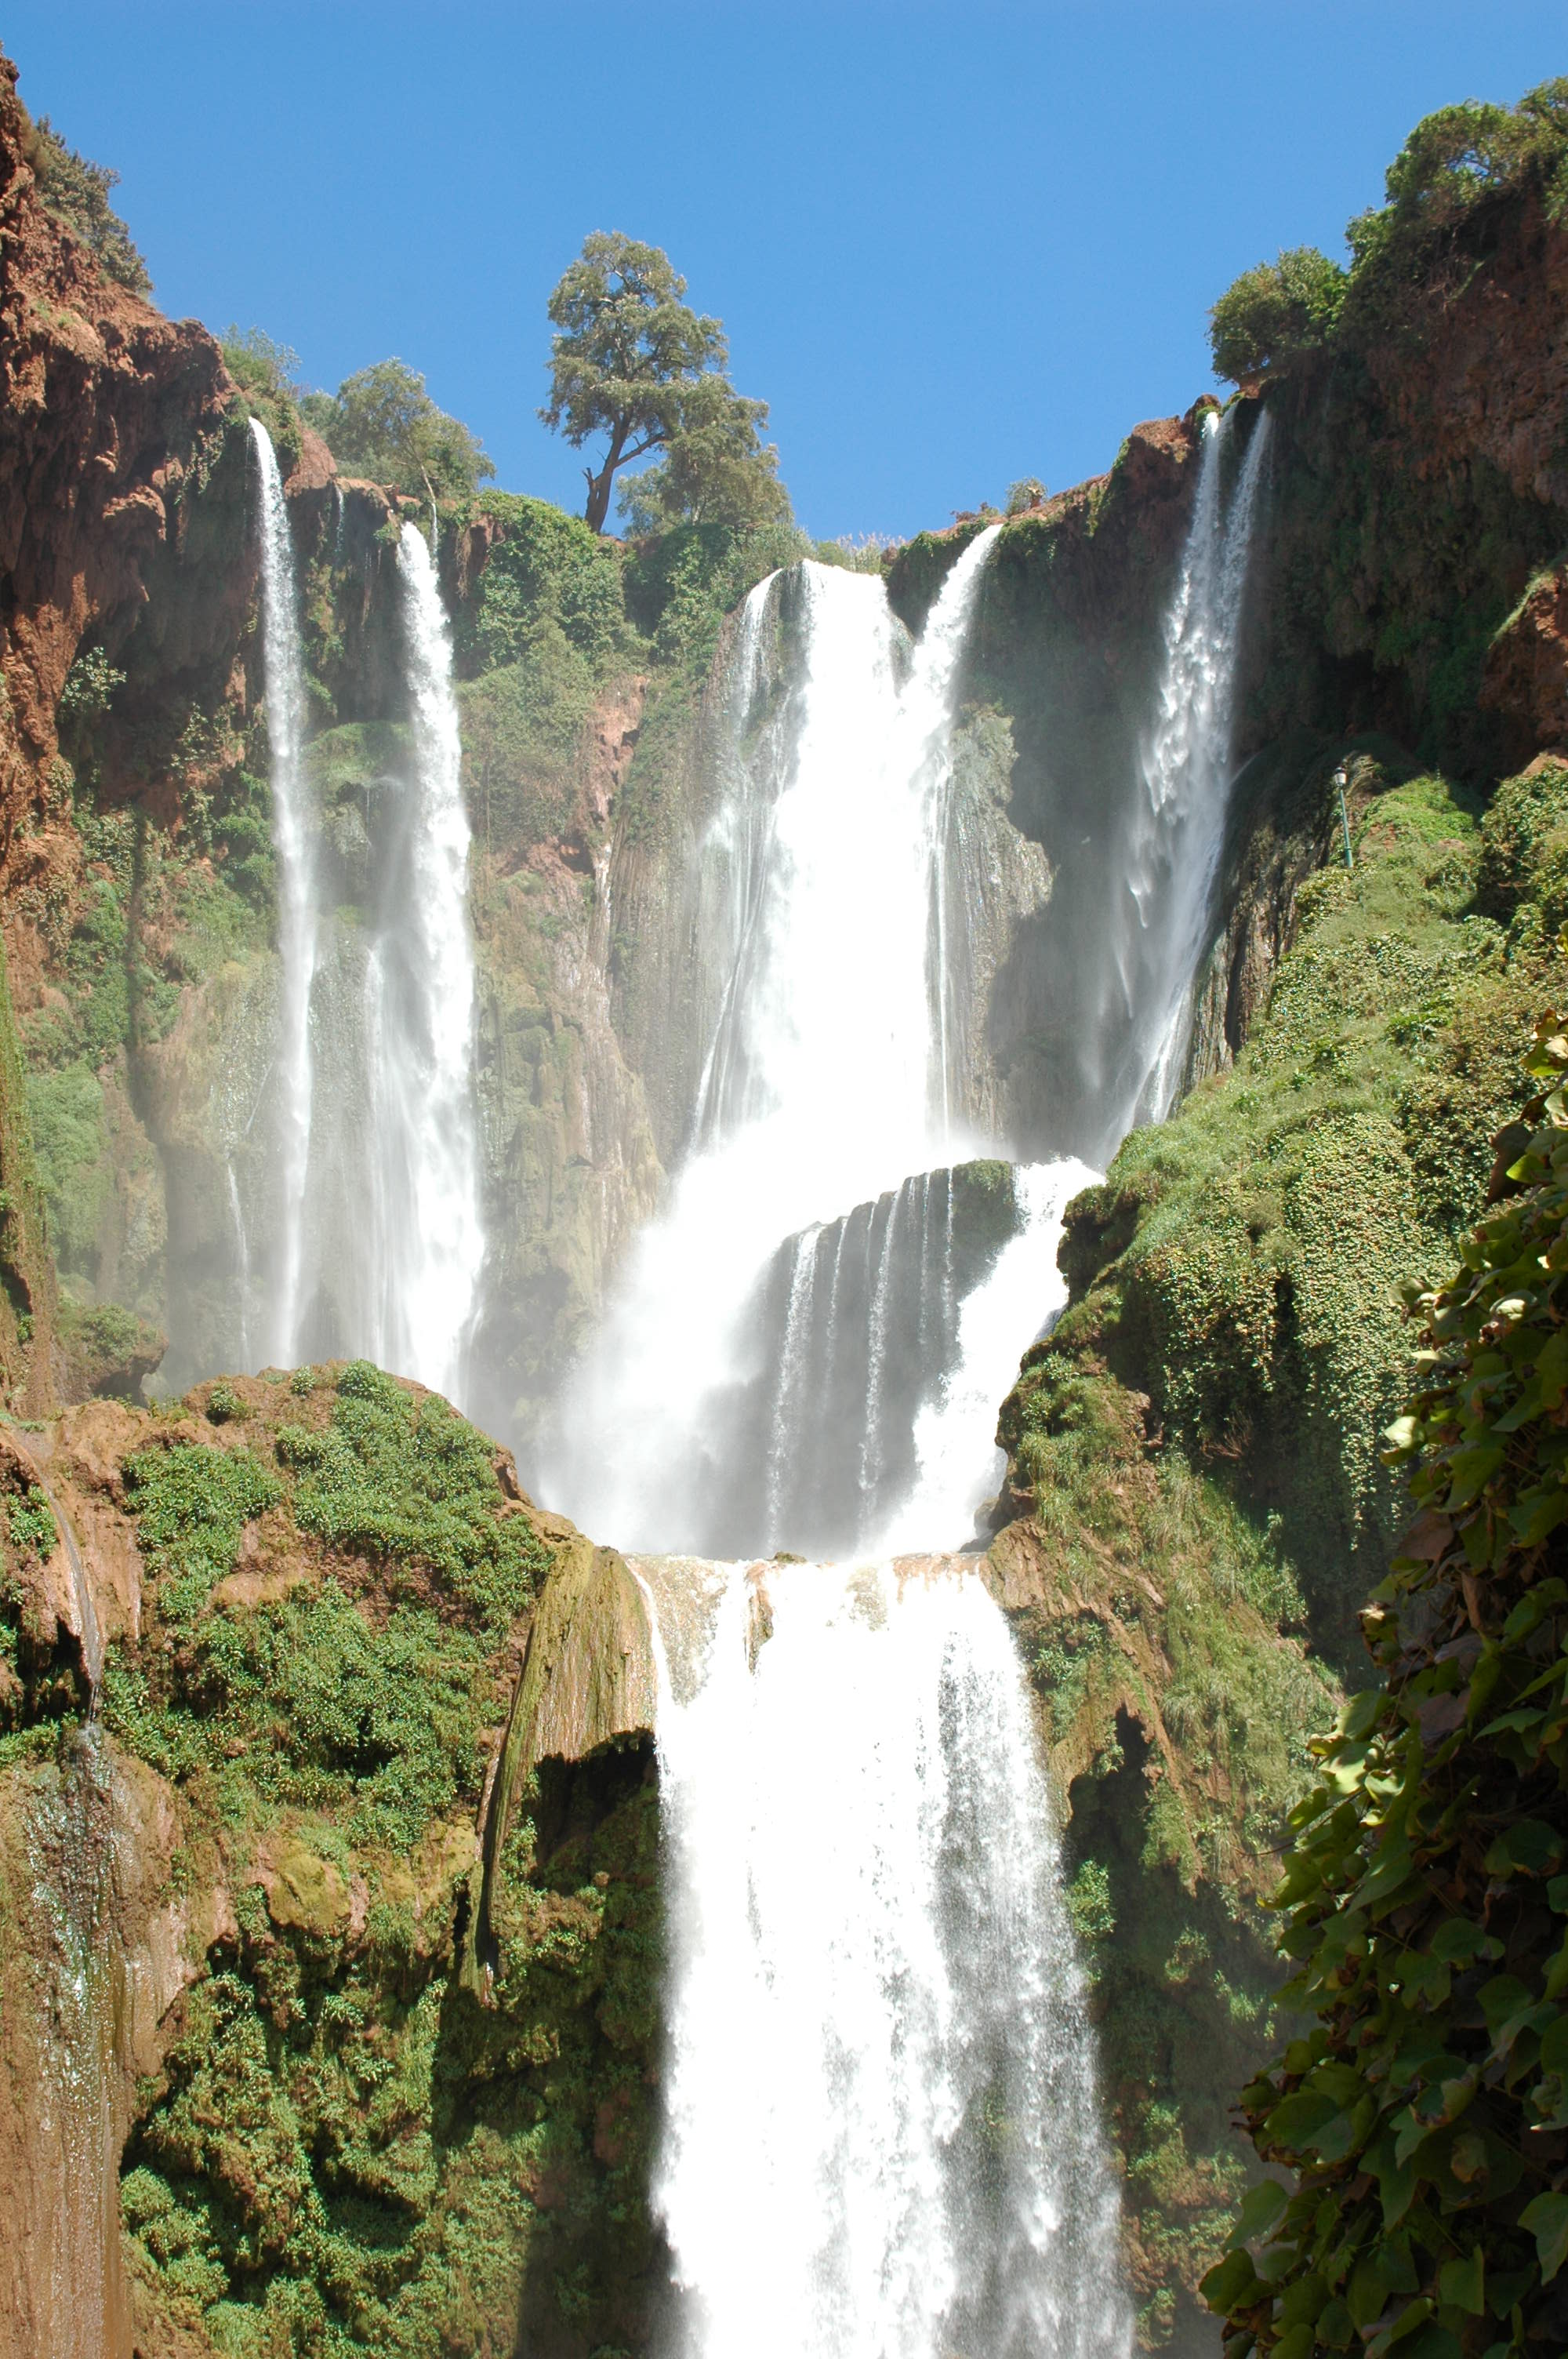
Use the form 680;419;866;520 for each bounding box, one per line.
1209;248;1347;384
301;360;494;501
1204;1014;1568;2359
540;231;788;534
615;372;789;535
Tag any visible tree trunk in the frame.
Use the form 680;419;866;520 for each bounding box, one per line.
584;458;615;533
584;423;630;533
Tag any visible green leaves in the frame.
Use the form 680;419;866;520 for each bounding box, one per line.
1523;2191;1568;2282
1207;1013;1568;2357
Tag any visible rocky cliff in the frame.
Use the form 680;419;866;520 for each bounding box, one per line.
0;1365;664;2359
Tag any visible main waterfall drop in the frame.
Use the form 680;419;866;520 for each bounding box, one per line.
546;531;1080;1555
249;420;317;1367
641;1555;1131;2359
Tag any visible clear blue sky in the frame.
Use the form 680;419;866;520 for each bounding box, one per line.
14;4;1568;541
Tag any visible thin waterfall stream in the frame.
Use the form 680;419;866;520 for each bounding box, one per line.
249;419;316;1367
245;472;484;1400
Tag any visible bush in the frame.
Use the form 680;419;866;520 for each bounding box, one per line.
1209;248;1348;383
1208;81;1568;376
1204;1013;1568;2358
458;493;626;676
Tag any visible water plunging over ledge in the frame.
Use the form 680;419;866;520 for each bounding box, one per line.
636;1552;1131;2359
242;480;485;1401
249;420;317;1368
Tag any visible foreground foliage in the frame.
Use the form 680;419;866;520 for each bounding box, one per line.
1204;1017;1568;2358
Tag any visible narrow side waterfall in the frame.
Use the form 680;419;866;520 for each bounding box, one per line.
641;1556;1131;2359
249;419;316;1366
545;533;1067;1554
362;523;485;1399
1118;403;1274;1125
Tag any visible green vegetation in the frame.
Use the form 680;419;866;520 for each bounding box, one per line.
51;1361;665;2357
302;358;494;500
1209;248;1348;383
1011;755;1568;1664
1211;79;1568;379
27;112;150;293
275;1359;547;1636
616;368;789;536
541;231;787;532
993;751;1568;2342
993;1372;1338;2345
1205;1016;1568;2359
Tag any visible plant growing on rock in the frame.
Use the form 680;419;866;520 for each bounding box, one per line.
25;112;149;293
1209;248;1347;383
1204;1015;1568;2359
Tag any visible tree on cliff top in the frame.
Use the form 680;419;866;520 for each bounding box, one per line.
1203;1014;1568;2359
27;115;150;296
1209;247;1346;384
1210;78;1568;380
541;232;788;534
300;360;494;503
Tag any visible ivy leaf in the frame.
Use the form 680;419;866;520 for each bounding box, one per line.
1236;2178;1290;2242
1437;2246;1484;2316
1522;2189;1568;2283
1200;2247;1260;2313
1483;1820;1563;1878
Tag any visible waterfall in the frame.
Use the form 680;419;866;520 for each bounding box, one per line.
357;522;485;1400
545;535;1022;1552
1116;402;1273;1127
877;1155;1100;1550
249;419;315;1367
641;1554;1131;2359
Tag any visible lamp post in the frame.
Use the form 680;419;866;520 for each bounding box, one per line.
1333;764;1355;871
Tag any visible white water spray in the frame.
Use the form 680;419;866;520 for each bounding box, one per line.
877;1155;1101;1550
546;535;1000;1549
1121;403;1273;1122
249;419;315;1366
644;1555;1131;2359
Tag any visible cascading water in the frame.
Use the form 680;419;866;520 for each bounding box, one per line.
1111;402;1274;1129
544;530;1073;1553
249;419;316;1367
355;523;485;1399
641;1554;1131;2359
241;476;484;1401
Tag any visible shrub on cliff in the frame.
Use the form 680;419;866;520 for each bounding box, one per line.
1203;1015;1568;2359
27;114;150;295
1210;79;1568;381
1209;248;1347;383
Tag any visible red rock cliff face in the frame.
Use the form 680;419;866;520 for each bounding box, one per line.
0;52;249;1003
